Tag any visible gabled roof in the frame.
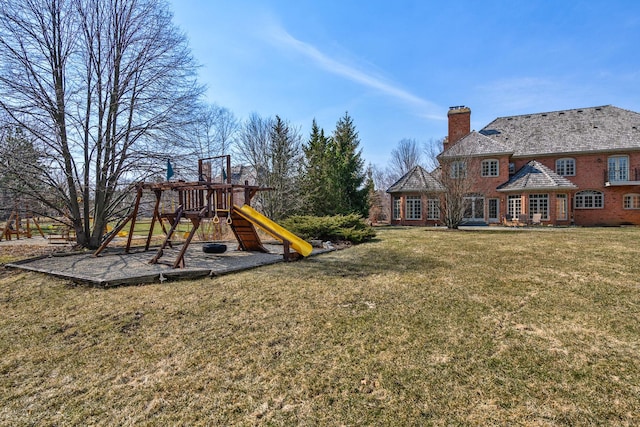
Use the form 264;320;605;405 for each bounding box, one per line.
438;131;512;159
479;105;640;157
497;160;578;192
386;165;444;193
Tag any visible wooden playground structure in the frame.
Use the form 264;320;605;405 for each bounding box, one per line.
94;155;312;268
0;204;46;242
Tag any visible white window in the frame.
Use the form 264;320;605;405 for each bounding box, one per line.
427;198;440;220
623;194;640;209
575;190;604;209
481;159;499;177
406;196;422;220
508;195;521;218
608;156;629;182
555;158;576;176
556;194;568;220
450;161;467;179
392;197;401;220
528;194;549;220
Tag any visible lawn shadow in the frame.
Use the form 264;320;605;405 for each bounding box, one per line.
302;242;451;279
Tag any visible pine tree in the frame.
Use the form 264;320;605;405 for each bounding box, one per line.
328;112;368;216
301;119;331;215
262;116;302;221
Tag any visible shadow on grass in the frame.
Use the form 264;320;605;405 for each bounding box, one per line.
303;241;451;279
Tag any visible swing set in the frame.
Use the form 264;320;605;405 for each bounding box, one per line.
94;155;312;268
0;203;45;241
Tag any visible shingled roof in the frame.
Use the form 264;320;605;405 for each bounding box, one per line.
478;105;640;157
386;165;444;193
496;160;578;192
438;131;513;159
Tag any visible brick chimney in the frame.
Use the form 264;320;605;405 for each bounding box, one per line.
445;106;471;149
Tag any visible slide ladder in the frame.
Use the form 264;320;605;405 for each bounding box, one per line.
230;208;269;253
231;205;313;260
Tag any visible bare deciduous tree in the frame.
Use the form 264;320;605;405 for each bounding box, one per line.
235;113;302;220
389;138;422;177
0;0;203;248
235;112;273;188
435;144;478;229
189;103;239;160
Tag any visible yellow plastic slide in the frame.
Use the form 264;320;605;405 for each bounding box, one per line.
234;204;313;257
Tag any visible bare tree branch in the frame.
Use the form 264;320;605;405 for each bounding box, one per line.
0;0;203;247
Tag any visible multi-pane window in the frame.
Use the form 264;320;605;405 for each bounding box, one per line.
392;197;401;220
575;190;604;209
508;195;522;218
608;156;629;182
463;196;485;221
427;198;440;220
481;159;499;177
450;161;467;179
406;196;422;220
528;194;549;220
556;158;576;176
623;194;640;209
556;194;568;220
488;198;499;222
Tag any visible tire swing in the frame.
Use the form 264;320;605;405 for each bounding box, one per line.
203;242;227;254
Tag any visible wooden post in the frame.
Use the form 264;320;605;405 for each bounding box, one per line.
124;185;143;253
145;189;162;251
150;205;183;265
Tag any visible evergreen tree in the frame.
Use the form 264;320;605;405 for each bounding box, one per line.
328;112;369;216
301;119;331;215
262;116;302;221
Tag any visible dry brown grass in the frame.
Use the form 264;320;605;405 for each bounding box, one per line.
1;226;640;425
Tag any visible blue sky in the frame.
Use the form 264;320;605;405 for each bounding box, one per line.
169;0;640;167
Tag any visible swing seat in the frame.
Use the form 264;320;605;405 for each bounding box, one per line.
202;243;227;254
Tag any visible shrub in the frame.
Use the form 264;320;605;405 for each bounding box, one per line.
282;214;376;244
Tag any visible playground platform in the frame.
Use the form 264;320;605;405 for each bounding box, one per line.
5;241;332;287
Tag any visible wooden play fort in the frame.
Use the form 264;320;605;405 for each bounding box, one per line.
94;155;312;268
0;204;45;242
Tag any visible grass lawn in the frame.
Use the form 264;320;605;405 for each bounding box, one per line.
1;226;639;425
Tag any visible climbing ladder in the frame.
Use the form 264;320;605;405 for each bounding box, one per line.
229;207;268;253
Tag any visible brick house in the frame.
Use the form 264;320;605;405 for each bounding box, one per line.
388;105;640;226
386;165;444;226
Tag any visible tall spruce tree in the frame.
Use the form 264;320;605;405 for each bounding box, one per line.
301;119;331;215
262;116;302;221
328;112;368;216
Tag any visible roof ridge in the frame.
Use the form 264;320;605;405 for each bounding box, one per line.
492;105;613;121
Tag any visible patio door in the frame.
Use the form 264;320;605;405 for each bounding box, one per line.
488;198;499;223
463;195;485;223
508;195;522;218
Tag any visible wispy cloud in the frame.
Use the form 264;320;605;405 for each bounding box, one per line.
266;23;441;120
476;77;569;112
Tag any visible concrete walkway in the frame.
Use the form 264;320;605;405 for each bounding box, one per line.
6;242;332;287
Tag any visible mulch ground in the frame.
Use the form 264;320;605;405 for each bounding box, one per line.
0;244;74;262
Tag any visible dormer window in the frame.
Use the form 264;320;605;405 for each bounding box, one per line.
556;158;576;176
481;159;499;177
